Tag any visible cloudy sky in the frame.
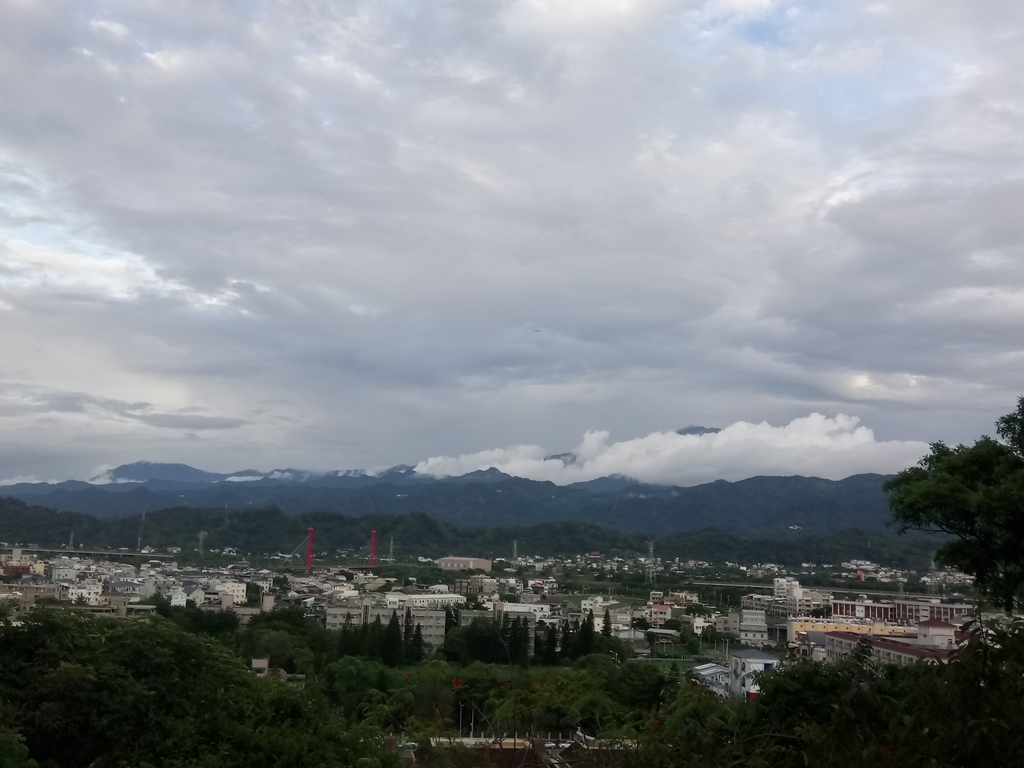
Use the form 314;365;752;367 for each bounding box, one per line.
1;0;1022;485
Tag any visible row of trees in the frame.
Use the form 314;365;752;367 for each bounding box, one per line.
137;596;625;676
441;609;625;668
336;609;427;667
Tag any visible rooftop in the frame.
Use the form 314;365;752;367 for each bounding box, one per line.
732;649;778;662
825;632;954;660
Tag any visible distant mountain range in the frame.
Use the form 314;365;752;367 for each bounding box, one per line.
0;460;899;536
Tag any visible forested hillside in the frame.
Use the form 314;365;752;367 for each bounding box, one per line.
0;498;934;567
2;472;894;535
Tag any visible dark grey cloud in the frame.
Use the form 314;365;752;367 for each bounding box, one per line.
0;383;246;430
0;0;1022;481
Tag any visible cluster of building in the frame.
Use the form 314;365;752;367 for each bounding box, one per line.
2;544;991;703
789;594;975;667
0;547;619;656
684;577;983;699
0;546;279;619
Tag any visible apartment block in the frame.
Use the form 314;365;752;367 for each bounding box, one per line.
325;600;446;649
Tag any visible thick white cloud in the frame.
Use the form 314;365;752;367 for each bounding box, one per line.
415;413;928;485
0;1;1021;480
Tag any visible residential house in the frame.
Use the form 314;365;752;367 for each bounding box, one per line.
646;604;672;627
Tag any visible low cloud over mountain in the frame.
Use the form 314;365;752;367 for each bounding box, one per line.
416;413;927;486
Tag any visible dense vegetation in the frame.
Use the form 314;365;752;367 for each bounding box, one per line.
2;604;1023;768
0;499;935;567
888;395;1024;611
3;472;895;534
0;609;395;768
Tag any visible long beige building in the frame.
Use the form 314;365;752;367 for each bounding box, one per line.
787;618;919;643
825;620;961;666
437;556;492;572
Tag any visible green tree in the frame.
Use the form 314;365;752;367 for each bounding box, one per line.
244;582;261;606
442;618;504;665
362;617;385;661
997;395;1024;454
542;623;559;666
403;606;414;648
572;610;596;658
444;606;459;633
0;732;36;768
381;611;406;667
0;610;393;768
321;656;394;721
411;623;425;663
0;705;36;768
886;397;1024;612
337;618;360;657
602;608;612;638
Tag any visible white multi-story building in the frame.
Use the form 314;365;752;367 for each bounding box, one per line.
51;565;79;583
679;613;710;635
729;649;779;699
773;577;798;599
66;582;103;605
717;610;769;645
329;586;360;601
742;579;831;618
581;596;617;615
496;601;551;622
646;604;672;627
385;592;466;611
210;580;247;603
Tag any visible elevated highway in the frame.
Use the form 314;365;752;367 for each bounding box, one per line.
1;545;172;560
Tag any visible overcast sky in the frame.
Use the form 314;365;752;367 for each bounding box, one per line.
1;1;1022;484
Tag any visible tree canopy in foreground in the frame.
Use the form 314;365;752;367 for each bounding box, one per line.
1;607;1024;767
887;396;1024;611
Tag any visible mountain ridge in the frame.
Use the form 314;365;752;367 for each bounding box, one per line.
1;461;897;536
